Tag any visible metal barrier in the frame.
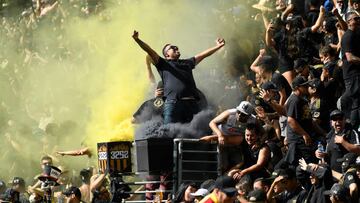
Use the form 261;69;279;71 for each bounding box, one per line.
120;139;220;203
173;138;220;193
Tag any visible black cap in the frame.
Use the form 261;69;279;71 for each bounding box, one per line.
291;76;309;89
308;78;322;89
337;153;358;164
261;81;278;91
10;177;25;187
200;179;215;192
306;166;327;179
323;183;348;201
248;189;266;202
63;186;81;199
294;58;307;70
214;176;237;197
279;168;296;180
330;109;344;120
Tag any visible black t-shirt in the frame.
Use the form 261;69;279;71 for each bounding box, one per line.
343;169;359;189
271;72;292;98
155;57;198;100
297;27;322;61
326;129;360;173
274;29;294;73
286;93;313;143
133;98;164;123
305;9;319;27
309;97;330;132
341;29;360;80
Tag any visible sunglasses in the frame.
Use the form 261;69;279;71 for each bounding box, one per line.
331;117;344;121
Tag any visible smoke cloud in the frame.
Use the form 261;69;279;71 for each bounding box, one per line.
0;0;262;182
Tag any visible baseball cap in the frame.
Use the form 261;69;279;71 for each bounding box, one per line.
291;76;310;89
278;168;296;180
190;188;209;197
323;183;348;201
247;189;266;202
330;109;344;120
307;78;322;89
236;101;254;115
214;176;237;197
62;186;81;199
261;81;278;91
337;153;358;164
10;177;25;187
294;58;307;70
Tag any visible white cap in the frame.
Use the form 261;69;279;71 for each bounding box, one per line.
190;188;209;197
236;101;254;115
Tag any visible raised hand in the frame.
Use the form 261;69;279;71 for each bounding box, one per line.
216;38;225;47
132;30;139;40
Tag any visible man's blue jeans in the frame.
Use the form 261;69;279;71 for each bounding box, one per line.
163;99;200;124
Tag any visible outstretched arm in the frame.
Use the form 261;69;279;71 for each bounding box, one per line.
195;38;225;65
132;30;160;64
56;147;92;157
146;55;156;84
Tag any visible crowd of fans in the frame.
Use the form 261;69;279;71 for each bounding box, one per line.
2;0;360;203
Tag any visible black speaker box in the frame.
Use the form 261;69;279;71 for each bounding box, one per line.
135;138;173;173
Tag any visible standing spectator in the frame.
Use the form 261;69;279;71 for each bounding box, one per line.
250;53;292;106
79;169;91;203
315;109;360;172
307;78;331;132
132;30;225;124
337;153;360;202
319;45;344;111
285;76;318;167
9;177;29;203
203;101;256;172
340;12;360;127
228;123;271;180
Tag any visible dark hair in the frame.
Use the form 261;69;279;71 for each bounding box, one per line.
345;12;358;21
246;122;262;136
257;55;277;73
162;44;171;57
319;45;336;58
308;0;321;7
174;181;197;203
324;17;337;33
80;168;91;184
41;155;52;162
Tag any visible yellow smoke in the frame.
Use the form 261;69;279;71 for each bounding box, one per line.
0;0;260;180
